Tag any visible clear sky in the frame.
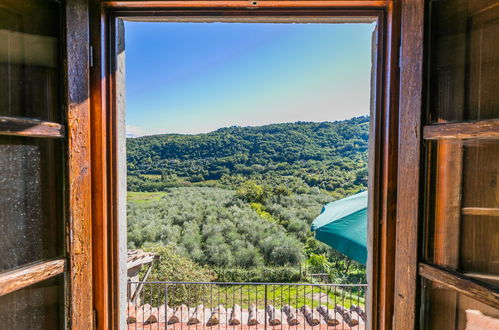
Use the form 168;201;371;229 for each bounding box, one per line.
125;21;375;136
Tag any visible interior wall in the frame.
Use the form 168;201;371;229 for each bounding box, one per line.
116;18;128;330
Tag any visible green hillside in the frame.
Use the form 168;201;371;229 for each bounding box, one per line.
127;116;369;196
127;116;369;283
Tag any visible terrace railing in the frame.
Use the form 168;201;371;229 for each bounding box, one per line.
127;281;367;329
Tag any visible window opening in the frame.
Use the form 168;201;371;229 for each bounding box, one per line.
117;18;378;329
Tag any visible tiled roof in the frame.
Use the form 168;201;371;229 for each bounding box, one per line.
127;249;158;270
127;303;366;329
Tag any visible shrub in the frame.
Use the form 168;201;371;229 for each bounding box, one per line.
306;253;332;274
214;267;304;283
141;244;215;306
236;180;266;203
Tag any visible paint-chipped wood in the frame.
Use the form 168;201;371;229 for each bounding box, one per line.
0;116;65;138
66;0;93;328
0;259;66;296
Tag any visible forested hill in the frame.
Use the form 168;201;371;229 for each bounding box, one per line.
127;116;369;195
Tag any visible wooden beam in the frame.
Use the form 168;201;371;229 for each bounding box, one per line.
131;261;155;304
103;1;391;9
0;116;65;138
462;207;499;217
393;0;425;328
0;259;66;297
423;119;499;140
419;263;499;310
66;0;93;328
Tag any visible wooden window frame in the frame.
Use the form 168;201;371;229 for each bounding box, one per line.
88;1;429;329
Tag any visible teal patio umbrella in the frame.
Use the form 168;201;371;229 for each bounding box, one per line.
311;191;367;265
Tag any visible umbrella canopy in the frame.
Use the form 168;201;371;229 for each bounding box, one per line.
311;191;367;265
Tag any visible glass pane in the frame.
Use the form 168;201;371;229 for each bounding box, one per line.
425;139;499;286
0;136;64;272
421;279;499;330
427;0;499;122
0;0;61;122
0;276;63;329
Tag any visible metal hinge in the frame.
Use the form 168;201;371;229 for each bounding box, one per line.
93;309;97;330
90;45;94;68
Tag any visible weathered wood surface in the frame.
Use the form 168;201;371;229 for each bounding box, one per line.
282;304;300;325
229;304;242;325
317;305;339;326
335;304;359;327
248;304;262;326
0;259;66;297
207;305;226;326
187;304;205;325
462;207;499;217
300;305;320;326
0;116;65;138
419;263;499;310
66;0;93;328
393;0;425;328
423;119;499;140
266;304;281;326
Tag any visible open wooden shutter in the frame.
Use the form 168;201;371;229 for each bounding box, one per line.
0;0;93;328
419;0;499;328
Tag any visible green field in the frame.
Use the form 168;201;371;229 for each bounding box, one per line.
142;283;365;309
127;191;167;203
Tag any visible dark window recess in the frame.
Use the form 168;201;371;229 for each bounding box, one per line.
421;279;499;330
0;136;64;272
0;0;61;122
427;1;499;123
425;139;499;287
0;276;63;330
421;0;499;328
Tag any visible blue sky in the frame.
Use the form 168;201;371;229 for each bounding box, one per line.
125;22;375;136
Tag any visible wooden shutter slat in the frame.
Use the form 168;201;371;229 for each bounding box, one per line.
0;116;65;138
419;262;499;310
423;119;499;140
0;259;66;297
462;207;499;217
